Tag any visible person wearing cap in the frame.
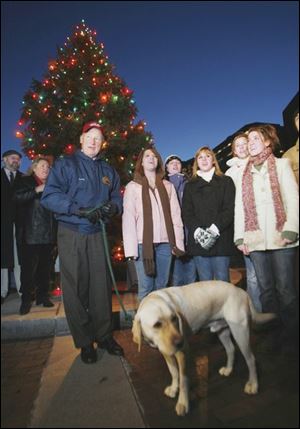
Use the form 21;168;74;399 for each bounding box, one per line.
122;147;185;301
164;154;197;286
41;121;124;363
1;149;23;304
182;146;235;282
225;133;262;312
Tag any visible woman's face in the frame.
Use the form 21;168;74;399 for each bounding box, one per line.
142;149;158;172
234;137;249;159
197;151;214;172
247;131;270;156
33;160;50;180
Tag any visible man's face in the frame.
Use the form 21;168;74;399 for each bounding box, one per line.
3;154;21;171
166;159;182;175
80;128;104;158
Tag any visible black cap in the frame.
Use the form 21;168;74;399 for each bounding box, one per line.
2;149;22;158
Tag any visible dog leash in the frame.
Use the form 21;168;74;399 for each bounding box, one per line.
83;203;133;323
99;218;132;322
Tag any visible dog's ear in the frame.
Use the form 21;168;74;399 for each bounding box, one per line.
132;316;142;352
176;312;184;336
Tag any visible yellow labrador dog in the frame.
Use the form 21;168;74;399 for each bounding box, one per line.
132;281;275;416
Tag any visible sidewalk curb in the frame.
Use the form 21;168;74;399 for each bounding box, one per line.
1;311;135;341
1;298;135;340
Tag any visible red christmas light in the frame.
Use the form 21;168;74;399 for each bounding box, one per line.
121;87;133;97
51;286;62;297
64;144;76;155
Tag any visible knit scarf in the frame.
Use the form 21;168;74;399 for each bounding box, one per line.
136;175;185;276
242;146;286;245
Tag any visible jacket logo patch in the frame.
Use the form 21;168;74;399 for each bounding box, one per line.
102;176;111;186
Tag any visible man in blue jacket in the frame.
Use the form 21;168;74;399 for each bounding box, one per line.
41;121;124;363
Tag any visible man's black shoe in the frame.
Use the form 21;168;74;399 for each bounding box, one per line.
19;301;32;315
98;337;124;356
80;344;97;364
36;297;54;307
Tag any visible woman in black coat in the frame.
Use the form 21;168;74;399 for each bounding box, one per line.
182;146;235;282
14;157;57;315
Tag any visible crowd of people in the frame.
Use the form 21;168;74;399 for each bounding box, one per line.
1;113;299;362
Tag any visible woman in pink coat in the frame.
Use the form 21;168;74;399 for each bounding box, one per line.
122;147;184;300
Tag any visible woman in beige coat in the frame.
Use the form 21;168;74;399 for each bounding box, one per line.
234;124;298;348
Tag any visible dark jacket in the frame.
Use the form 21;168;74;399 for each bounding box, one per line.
13;175;57;246
41;150;122;234
1;168;23;268
182;174;235;256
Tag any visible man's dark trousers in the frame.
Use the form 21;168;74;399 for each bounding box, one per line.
57;224;113;348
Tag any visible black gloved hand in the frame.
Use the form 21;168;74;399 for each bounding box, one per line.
100;202;118;219
76;207;102;224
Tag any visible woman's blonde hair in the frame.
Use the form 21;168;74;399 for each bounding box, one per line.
192;146;223;177
247;124;280;152
26;157;50;176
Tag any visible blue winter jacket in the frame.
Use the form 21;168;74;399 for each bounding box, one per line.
167;173;186;206
41;150;122;234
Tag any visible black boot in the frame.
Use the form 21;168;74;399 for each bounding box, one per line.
19;301;32;315
81;344;97;364
36;297;54;307
98;337;124;356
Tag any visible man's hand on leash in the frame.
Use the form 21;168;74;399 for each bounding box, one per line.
100;202;118;219
76;202;118;224
76;207;102;224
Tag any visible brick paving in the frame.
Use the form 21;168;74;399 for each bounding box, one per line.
1;273;299;428
1;337;54;428
1;329;299;428
116;328;299;428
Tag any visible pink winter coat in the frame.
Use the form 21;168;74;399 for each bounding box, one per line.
122;179;184;258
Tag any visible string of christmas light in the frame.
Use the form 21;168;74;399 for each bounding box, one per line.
18;19;153;184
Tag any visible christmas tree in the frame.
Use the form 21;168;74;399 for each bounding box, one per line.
17;20;153;184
